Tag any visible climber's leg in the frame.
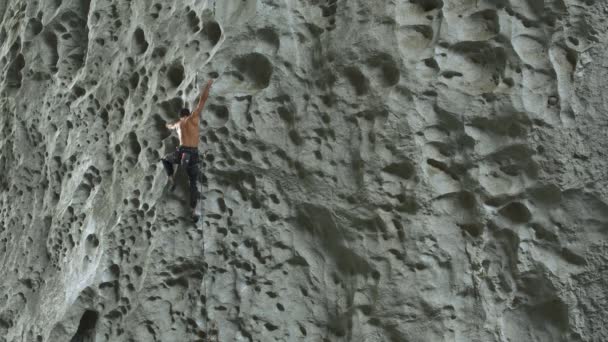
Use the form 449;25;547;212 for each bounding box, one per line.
161;150;180;177
186;158;200;210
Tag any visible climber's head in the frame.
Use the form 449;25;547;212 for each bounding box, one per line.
180;108;190;118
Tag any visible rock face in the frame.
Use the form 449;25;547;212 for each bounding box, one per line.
0;0;607;341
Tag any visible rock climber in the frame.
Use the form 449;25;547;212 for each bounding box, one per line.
161;79;213;220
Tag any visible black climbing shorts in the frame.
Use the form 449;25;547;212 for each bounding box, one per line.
161;146;200;208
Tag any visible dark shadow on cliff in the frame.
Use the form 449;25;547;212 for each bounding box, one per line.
69;310;98;342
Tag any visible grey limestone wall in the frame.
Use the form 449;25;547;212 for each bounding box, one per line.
0;0;607;341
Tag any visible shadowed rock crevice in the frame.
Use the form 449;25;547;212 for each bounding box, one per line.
167;62;185;88
69;310;98;342
132;27;148;55
202;20;222;46
343;66;369;95
6;53;25;88
232;52;273;89
40;30;60;72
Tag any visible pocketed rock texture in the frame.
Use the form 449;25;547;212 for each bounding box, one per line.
0;0;608;341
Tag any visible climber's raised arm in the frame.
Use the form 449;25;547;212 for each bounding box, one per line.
189;80;214;122
166;121;179;130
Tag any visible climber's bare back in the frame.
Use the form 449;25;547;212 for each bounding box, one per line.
176;117;199;148
166;80;213;148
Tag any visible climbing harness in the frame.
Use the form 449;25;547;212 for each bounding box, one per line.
180;150;192;167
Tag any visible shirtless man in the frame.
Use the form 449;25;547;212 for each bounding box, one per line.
162;80;213;219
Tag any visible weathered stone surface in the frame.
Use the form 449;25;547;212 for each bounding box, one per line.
0;0;607;341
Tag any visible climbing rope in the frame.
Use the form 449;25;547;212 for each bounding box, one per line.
199;147;208;336
195;71;208;339
194;0;226;327
195;70;218;341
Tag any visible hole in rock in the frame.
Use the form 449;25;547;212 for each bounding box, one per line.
69;310;98;342
202;20;222;46
232;53;273;89
167;63;185;88
499;202;531;223
343;66;369;95
133;28;148;54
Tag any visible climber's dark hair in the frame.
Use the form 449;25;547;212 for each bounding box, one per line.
180;108;190;117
